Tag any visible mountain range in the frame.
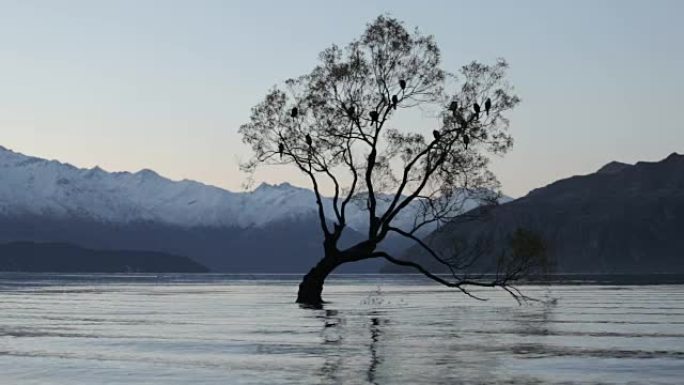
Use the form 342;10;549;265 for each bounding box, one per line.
387;153;684;274
4;145;680;275
0;145;491;272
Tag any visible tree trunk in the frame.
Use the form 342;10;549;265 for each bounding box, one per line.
296;255;341;307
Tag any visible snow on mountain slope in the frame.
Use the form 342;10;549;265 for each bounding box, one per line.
0;146;502;231
2;146;226;225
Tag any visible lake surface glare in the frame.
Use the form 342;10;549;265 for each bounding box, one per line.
0;274;682;384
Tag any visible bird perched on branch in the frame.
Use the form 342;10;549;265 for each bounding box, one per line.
369;110;379;122
473;103;480;116
432;130;441;141
399;79;406;90
305;134;312;147
278;143;284;158
391;95;398;109
347;106;356;118
449;101;458;112
291;107;298;118
463;134;470;149
484;98;491;116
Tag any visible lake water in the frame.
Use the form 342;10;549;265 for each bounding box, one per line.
0;274;682;384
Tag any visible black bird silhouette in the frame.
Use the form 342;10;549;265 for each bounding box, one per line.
278;143;284;158
369;110;379;122
449;101;458;111
347;106;356;118
305;134;312;147
432;130;441;141
391;95;398;109
399;79;406;90
463;134;470;149
484;98;491;116
473;103;480;115
291;107;298;118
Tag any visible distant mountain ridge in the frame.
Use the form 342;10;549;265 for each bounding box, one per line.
0;145;321;229
389;153;684;274
0;145;499;273
0;241;208;273
0;145;493;234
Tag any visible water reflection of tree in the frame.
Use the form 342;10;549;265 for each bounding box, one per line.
316;308;345;384
507;300;557;358
313;308;390;385
309;294;560;384
367;315;389;385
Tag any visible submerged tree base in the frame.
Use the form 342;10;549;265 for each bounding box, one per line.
296;256;341;307
296;279;325;307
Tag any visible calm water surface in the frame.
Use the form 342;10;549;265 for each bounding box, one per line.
0;274;682;384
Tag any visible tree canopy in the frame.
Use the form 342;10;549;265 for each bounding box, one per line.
239;15;535;304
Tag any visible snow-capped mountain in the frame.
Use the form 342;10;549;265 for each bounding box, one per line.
0;145;508;273
0;145;311;228
0;145;500;233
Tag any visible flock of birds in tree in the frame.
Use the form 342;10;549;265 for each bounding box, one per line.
277;79;492;158
446;97;492;149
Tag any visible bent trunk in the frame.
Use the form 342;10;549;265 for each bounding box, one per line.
296;255;341;307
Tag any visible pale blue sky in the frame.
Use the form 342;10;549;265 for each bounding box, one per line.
0;0;682;197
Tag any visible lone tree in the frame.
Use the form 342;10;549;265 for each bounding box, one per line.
240;16;539;306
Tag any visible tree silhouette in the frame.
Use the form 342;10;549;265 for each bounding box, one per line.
240;16;538;306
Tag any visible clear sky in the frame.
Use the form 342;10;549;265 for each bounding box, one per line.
0;0;682;197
